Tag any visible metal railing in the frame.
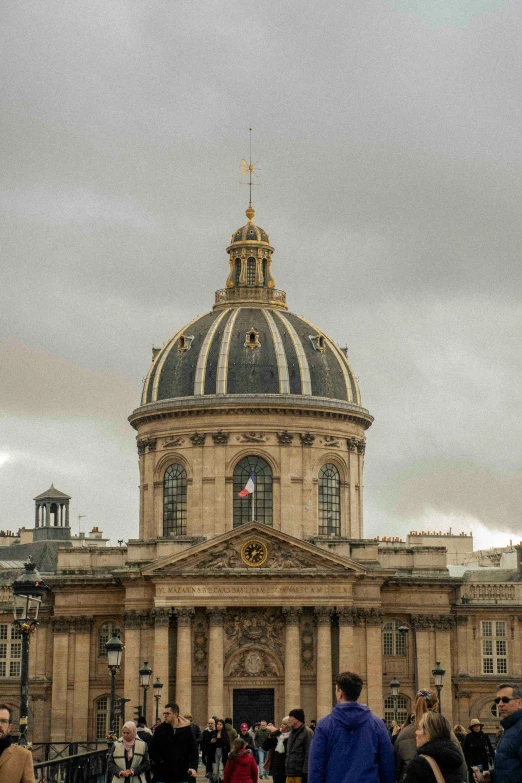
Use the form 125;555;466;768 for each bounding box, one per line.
31;741;108;763
33;747;108;783
214;286;287;307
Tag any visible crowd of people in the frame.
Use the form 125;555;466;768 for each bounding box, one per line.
102;677;522;783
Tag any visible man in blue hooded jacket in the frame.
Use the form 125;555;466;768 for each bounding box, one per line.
308;671;394;783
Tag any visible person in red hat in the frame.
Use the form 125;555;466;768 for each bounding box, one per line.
239;725;255;755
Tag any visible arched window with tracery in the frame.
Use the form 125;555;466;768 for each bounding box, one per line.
95;695;121;739
246;257;256;286
163;464;187;537
235;258;241;286
318;463;340;535
384;694;409;728
383;620;406;657
98;621;121;657
233;456;273;527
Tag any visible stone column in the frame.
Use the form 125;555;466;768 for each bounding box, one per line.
154;609;171;704
413;615;433;692
71;618;93;742
365;610;384;717
435;616;454;724
315;607;334;719
123;611;142;722
30;695;48;743
207;608;226;718
283;608;302;713
338;608;355;673
50;618;70;742
174;607;195;714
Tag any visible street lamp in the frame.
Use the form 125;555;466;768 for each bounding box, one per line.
106;634;124;737
432;661;446;715
139;661;152;721
12;559;49;747
153;677;163;722
390;677;400;726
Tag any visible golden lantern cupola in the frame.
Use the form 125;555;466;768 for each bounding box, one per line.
214;203;287;310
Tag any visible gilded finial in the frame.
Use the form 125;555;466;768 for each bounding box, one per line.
240;128;261;215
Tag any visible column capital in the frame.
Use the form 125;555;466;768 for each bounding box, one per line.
282;607;302;625
337;608;357;626
154;608;171;627
175;607;195;626
314;607;334;625
72;617;93;634
207;607;227;626
51;617;71;634
362;608;384;626
124;610;143;630
411;614;435;630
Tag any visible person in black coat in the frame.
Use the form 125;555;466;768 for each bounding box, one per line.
262;718;291;783
402;712;464;783
462;719;494;780
148;704;198;783
202;719;216;774
208;718;231;782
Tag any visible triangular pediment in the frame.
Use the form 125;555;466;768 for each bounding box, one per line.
142;522;369;576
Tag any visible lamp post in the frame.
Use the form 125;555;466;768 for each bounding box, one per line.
106;634;124;738
139;661;152;721
12;558;49;747
390;677;400;726
153;677;163;722
432;661;446;715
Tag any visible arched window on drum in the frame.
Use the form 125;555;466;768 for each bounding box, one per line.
163;464;187;537
318;463;340;536
233;456;273;527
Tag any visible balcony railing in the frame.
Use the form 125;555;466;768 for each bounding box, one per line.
33;747;108;783
214;286;287;308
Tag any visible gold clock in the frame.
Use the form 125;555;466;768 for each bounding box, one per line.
241;540;268;567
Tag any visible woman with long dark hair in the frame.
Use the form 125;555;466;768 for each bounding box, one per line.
208;718;231;783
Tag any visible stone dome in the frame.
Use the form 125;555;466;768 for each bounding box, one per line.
229;222;270;246
141;306;361;406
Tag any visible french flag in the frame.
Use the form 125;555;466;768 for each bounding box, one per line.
238;472;255;498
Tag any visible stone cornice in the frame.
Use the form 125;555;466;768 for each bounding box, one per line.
129;394;373;430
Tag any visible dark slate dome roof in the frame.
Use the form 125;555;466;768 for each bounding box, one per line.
141;306;361;406
229;222;271;246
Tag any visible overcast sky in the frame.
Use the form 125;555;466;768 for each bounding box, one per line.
2;0;521;550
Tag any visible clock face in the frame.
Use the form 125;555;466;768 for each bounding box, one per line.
241;540;268;567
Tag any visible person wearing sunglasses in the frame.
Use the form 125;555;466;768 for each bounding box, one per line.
474;684;522;783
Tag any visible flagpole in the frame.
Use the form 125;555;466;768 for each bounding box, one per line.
251;480;255;522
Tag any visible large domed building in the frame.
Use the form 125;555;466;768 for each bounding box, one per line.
0;199;513;745
131;204;372;544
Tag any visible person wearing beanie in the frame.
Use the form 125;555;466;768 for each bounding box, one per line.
308;672;394;783
286;709;313;783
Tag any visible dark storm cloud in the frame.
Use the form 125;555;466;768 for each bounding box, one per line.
1;0;521;544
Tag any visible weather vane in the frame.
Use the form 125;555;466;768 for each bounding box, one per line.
240;127;261;206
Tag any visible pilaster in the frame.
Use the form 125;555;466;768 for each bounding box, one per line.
315;607;333;719
283;607;302;713
207;608;226;718
174;607;195;713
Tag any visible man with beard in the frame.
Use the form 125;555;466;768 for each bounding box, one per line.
0;704;34;782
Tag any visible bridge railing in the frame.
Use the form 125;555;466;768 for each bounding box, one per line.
33;747;108;783
31;741;108;763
